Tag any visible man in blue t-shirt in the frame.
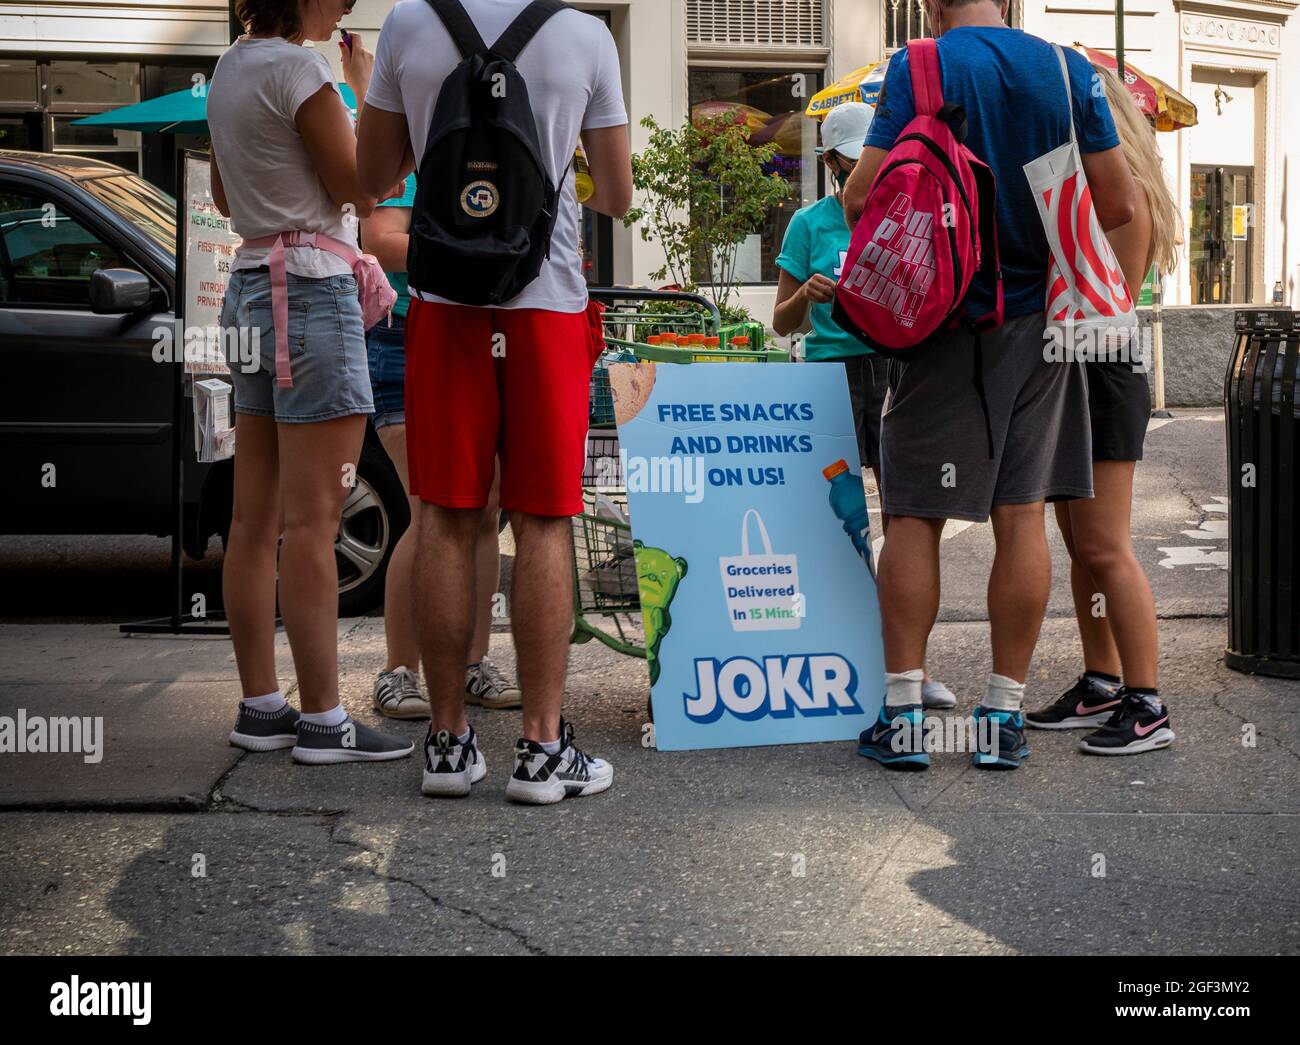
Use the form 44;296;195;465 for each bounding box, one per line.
843;0;1138;772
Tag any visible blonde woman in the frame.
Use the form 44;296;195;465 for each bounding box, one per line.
1027;64;1180;756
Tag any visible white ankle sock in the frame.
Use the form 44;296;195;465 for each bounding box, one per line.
241;691;287;713
884;668;924;708
300;704;347;727
538;737;562;754
983;673;1025;711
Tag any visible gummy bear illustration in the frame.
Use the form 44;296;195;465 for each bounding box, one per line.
634;540;688;687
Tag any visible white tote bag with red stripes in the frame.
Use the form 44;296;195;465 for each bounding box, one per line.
1024;45;1137;338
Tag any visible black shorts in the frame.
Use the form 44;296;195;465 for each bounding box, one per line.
1086;360;1150;461
842;354;889;470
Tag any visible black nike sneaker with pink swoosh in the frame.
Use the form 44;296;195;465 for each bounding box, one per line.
1025;674;1123;730
1079;690;1175;756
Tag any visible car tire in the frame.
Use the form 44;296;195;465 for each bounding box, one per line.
336;440;409;618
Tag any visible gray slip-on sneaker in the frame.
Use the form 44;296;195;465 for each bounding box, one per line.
229;703;300;752
291;716;415;765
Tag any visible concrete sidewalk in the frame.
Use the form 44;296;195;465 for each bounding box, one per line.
0;410;1296;954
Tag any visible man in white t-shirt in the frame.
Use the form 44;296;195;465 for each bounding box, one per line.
357;0;631;804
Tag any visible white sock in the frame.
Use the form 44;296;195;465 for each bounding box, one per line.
884;668;924;708
538;737;562;754
241;691;287;712
300;704;348;727
983;673;1025;712
456;729;472;745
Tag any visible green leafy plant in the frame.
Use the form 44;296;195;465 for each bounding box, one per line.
624;113;790;316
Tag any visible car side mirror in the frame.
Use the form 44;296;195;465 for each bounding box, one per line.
89;267;153;314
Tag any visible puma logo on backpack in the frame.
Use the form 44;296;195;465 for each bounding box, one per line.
833;38;1002;354
408;0;569;305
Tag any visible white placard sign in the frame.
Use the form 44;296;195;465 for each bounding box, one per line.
182;152;242;374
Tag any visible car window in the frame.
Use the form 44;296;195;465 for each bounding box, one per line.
0;184;126;308
80;175;175;256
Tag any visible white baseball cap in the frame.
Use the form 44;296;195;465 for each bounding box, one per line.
816;102;874;162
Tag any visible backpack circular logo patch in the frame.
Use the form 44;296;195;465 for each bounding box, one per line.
460;180;499;218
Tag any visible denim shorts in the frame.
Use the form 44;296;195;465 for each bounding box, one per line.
365;312;406;430
221;268;374;423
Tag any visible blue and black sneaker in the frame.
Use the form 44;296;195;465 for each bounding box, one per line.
857;704;929;771
972;705;1030;769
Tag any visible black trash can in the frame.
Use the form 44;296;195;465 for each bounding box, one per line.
1224;309;1300;678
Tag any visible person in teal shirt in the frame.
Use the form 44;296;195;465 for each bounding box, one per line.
774;102;888;483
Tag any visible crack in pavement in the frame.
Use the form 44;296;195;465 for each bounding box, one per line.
1205;666;1300;766
325;820;548;956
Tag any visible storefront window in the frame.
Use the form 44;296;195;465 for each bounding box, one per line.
0;61;38;106
52;116;141;174
48;62;139;108
688;66;822;285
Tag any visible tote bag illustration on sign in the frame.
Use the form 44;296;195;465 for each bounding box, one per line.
719;509;802;632
1024;44;1137;338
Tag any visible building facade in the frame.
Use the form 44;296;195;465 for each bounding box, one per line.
3;0;1297;315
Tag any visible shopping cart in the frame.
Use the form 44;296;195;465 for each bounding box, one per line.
570;289;788;661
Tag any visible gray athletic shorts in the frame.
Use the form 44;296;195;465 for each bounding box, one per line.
879;311;1093;522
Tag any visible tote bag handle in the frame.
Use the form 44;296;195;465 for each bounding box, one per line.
739;509;776;557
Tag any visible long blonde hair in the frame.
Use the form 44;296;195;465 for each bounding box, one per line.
1093;63;1181;275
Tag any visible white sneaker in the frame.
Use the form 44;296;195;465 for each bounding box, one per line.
421;726;488;797
921;679;957;709
373;666;430;720
505;719;613;805
465;657;522;710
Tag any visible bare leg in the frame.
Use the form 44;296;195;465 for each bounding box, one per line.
276;415;366;713
988;501;1051;683
414;501;478;734
509;511;573;742
375;424;422;672
224;414;282;699
1054;500;1123;678
469;461;502;664
878;515;944;672
1062;461;1158;689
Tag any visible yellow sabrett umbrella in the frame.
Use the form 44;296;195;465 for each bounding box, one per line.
804;62;887;119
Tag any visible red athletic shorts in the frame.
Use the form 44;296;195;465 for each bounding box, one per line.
404;297;606;516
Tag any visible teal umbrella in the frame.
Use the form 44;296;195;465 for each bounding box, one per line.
74;83;359;135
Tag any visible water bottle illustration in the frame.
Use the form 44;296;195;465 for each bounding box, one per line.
822;459;874;574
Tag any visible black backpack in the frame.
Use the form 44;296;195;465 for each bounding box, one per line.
408;0;568;305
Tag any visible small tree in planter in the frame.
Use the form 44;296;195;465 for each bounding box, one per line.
624;112;790;320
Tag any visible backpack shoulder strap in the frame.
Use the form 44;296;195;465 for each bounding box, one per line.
425;0;487;58
490;0;568;64
907;37;944;118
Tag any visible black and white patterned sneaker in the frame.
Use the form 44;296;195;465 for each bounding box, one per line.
229;702;300;752
291;716;415;765
465;657;522;710
373;665;430;720
504;719;613;805
421;726;488;797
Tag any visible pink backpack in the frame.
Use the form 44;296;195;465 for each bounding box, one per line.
833;38;1002;355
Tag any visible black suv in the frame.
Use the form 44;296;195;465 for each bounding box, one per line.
0;150;407;615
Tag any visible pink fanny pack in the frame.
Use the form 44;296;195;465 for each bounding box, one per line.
241;230;397;388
